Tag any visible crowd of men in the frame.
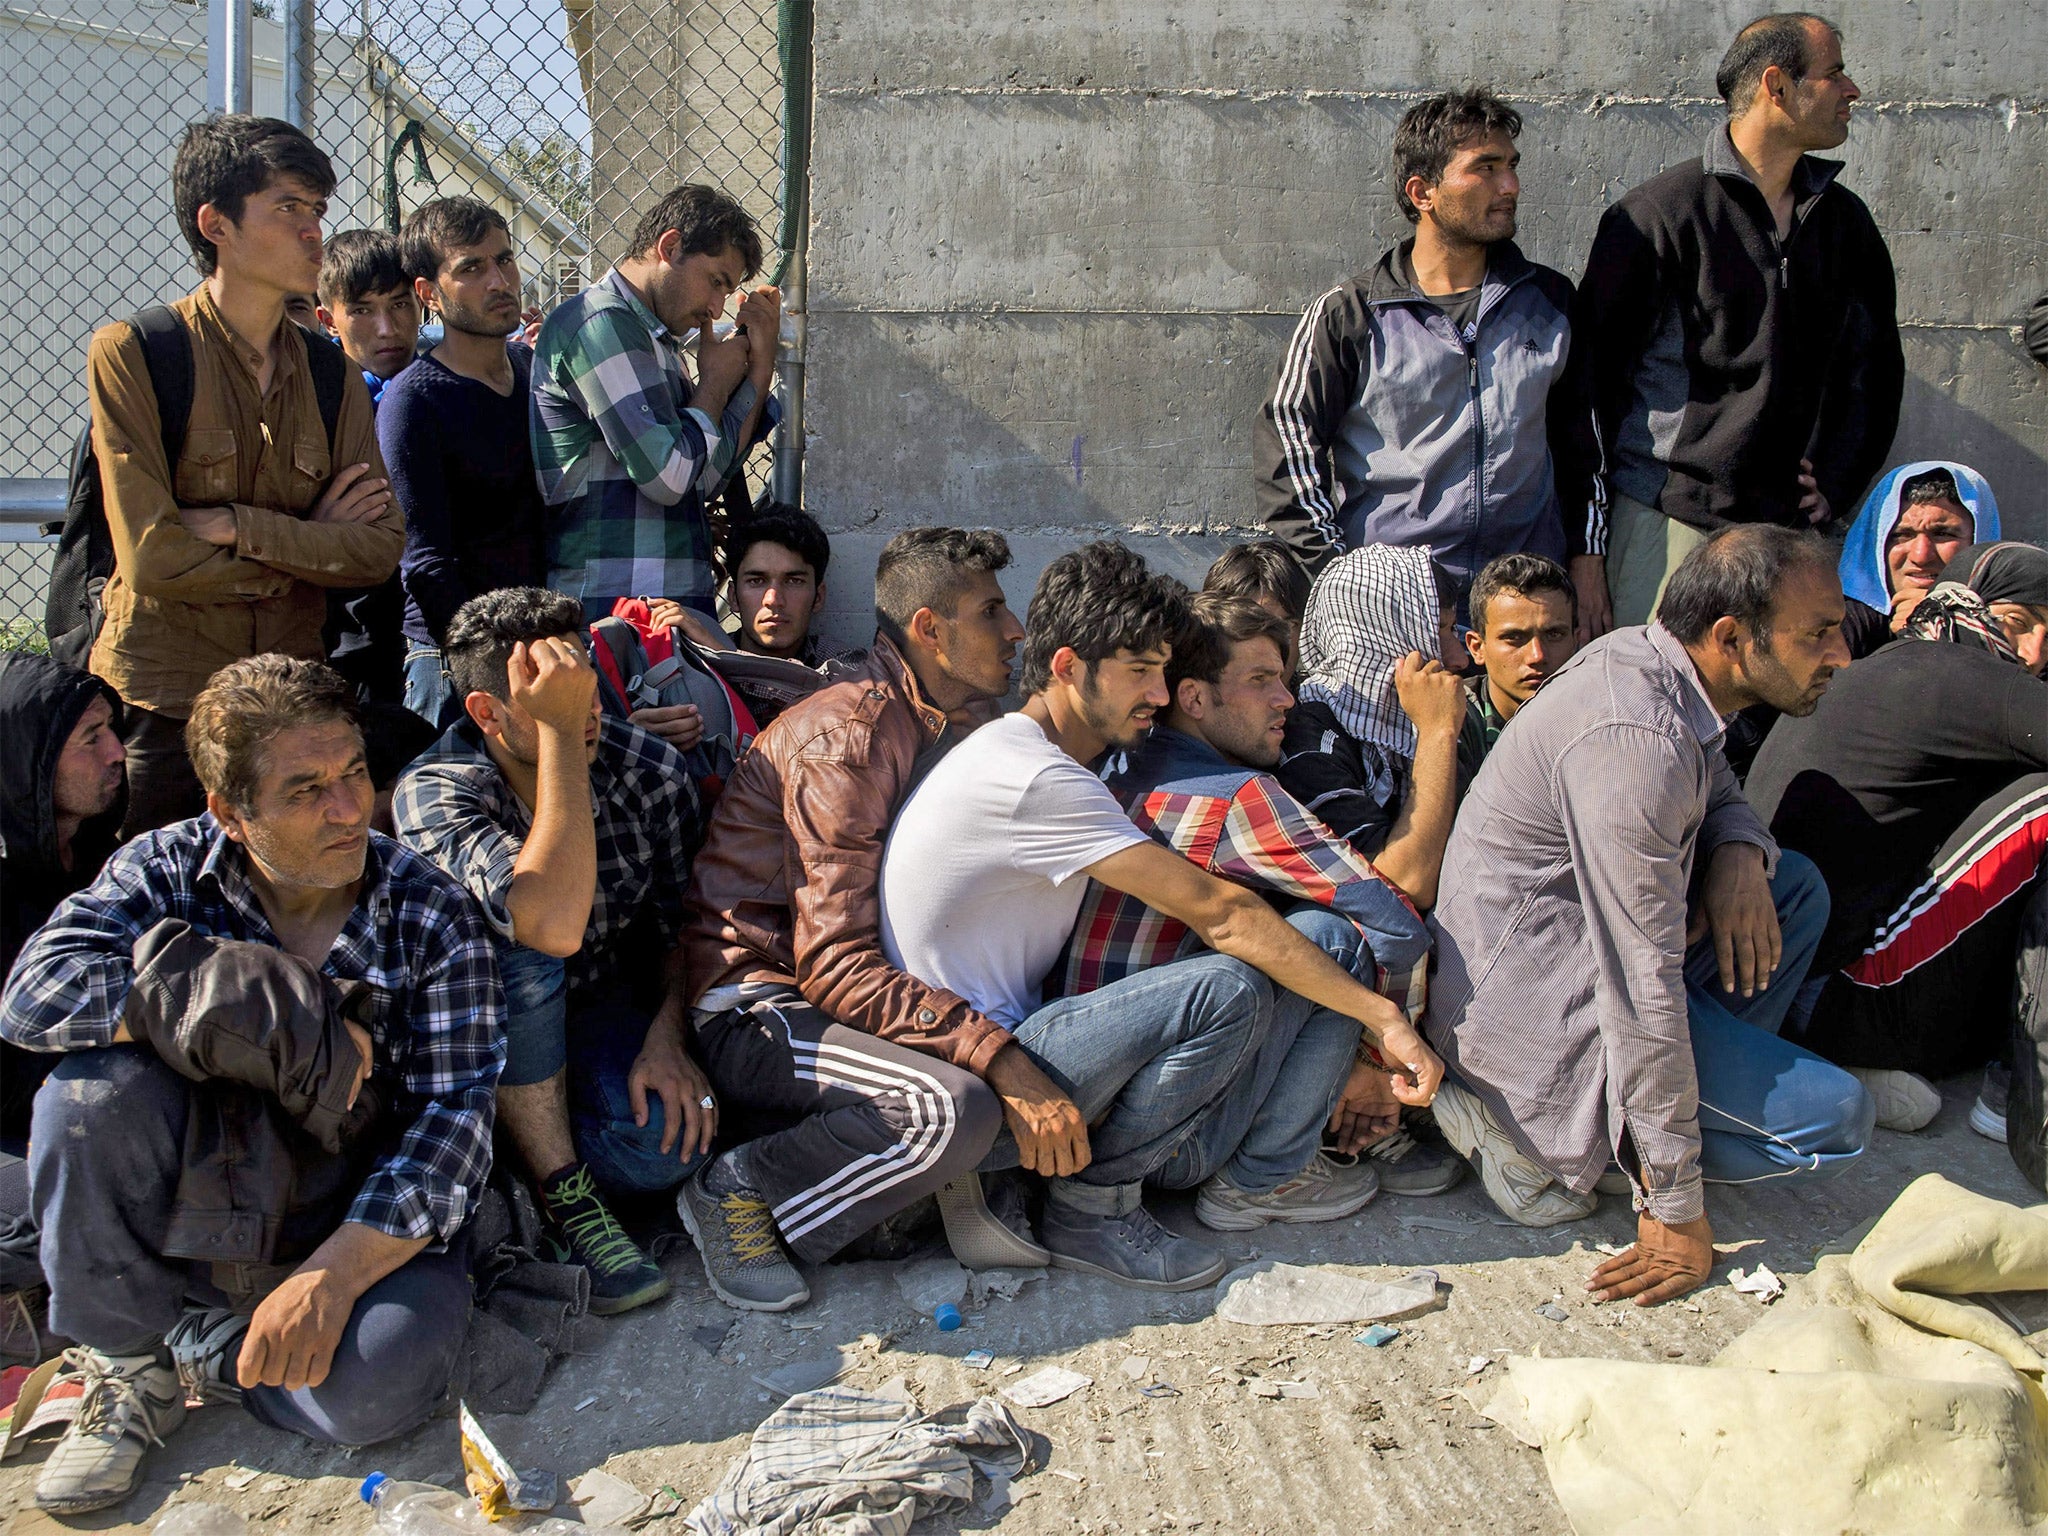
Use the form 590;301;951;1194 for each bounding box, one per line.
0;7;2044;1520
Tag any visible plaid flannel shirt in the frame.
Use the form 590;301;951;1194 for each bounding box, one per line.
393;715;702;999
1065;727;1430;1021
0;819;503;1243
531;268;778;614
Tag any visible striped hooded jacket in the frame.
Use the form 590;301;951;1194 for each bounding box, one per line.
1253;239;1601;607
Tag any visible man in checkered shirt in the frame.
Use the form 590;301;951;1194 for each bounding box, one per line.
531;183;780;624
0;656;502;1513
1069;593;1463;1214
394;588;706;1319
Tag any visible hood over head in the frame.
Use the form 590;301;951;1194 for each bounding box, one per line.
0;652;122;875
1940;540;2048;610
1837;460;2001;610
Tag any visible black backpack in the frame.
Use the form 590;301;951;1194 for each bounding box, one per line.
45;309;347;668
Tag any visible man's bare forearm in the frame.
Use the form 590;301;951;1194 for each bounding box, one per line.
1371;725;1460;908
1199;892;1403;1044
296;1221;426;1306
504;728;597;954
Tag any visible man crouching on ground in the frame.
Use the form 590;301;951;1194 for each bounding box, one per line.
1;656;502;1513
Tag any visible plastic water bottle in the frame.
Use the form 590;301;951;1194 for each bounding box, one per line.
153;1506;249;1536
361;1476;497;1536
933;1302;963;1331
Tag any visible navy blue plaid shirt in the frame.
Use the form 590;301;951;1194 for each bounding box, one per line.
392;715;702;1000
0;818;504;1243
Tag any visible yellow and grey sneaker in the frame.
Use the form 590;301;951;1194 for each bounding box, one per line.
1430;1079;1596;1228
33;1347;186;1515
541;1164;672;1316
166;1306;248;1406
675;1158;809;1312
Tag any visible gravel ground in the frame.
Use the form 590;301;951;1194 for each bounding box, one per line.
1;1073;2028;1536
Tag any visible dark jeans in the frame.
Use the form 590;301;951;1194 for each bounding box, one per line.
119;705;205;840
30;1047;470;1447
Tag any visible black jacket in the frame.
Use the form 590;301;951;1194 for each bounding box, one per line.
0;654;123;1142
1576;127;1903;541
124;919;387;1297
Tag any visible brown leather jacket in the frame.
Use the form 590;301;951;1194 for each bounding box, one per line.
680;637;1014;1073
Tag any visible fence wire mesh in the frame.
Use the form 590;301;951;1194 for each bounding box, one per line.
1;0;794;640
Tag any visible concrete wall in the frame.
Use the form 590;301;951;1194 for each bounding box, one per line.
798;0;2048;649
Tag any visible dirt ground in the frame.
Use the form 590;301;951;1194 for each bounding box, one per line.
1;1073;2029;1536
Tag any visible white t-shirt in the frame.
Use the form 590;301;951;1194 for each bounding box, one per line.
880;711;1149;1026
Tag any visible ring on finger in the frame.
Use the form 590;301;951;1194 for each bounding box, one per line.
699;1094;716;1110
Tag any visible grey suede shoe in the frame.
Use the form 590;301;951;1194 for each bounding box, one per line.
1039;1200;1227;1291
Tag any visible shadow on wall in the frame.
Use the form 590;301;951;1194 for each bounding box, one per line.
1888;336;2048;545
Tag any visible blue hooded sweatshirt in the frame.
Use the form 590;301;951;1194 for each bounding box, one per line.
1838;460;2002;610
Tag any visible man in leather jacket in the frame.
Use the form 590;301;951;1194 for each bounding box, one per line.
1;656;502;1514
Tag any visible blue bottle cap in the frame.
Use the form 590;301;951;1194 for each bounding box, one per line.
934;1303;962;1331
360;1473;389;1504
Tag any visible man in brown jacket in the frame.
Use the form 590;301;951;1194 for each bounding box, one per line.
89;115;400;835
673;527;1044;1311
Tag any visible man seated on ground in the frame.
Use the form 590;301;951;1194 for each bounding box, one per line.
1747;541;2048;1139
727;503;830;663
394;590;706;1316
532;184;779;624
1457;551;1578;780
1274;544;1470;908
314;231;421;712
1069;592;1463;1206
1204;537;1311;676
675;529;1028;1312
879;543;1443;1291
1426;526;1872;1307
1835;462;2001;658
386;198;550;729
0;656;501;1512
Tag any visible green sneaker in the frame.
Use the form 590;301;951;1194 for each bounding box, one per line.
540;1164;672;1316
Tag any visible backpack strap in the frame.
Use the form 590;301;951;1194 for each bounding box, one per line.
297;323;346;451
130;306;193;467
587;616;639;714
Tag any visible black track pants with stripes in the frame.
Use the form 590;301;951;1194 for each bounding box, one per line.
692;988;1003;1262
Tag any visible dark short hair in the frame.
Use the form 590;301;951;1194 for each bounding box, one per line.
1204;539;1311;621
1657;524;1835;651
1020;542;1191;696
317;228;408;307
725;502;831;584
626;184;763;277
1716;13;1838;114
1470;552;1577;635
442;587;588;704
174;114;337;277
1898;467;1962;511
1393;89;1522;224
873;527;1013;650
186;654;359;812
400;196;511;285
1167;592;1293;697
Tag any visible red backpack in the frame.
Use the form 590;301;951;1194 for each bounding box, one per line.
587;599;758;801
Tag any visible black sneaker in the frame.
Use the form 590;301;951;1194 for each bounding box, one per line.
1972;1063;2011;1143
541;1164;671;1316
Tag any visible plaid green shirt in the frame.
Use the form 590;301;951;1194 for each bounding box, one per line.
530;269;774;615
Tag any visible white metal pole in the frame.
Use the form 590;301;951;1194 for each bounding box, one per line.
209;0;253;113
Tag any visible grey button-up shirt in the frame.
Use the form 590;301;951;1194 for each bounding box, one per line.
1423;624;1776;1223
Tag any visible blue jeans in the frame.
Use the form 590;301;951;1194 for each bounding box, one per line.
1687;852;1874;1186
497;943;709;1196
1153;906;1366;1193
403;646;458;731
983;950;1270;1210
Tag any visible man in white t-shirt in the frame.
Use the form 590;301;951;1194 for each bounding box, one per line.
882;543;1444;1290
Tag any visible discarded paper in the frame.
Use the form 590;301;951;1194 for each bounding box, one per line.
752;1347;858;1398
1354;1324;1401;1347
568;1469;651;1529
1729;1264;1786;1304
1002;1365;1092;1408
1214;1261;1444;1326
969;1268;1045;1306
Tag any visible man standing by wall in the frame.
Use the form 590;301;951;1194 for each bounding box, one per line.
88;116;401;835
532;185;779;624
1573;12;1903;638
1254;89;1599;612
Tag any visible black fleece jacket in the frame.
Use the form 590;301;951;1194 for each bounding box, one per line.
1575;127;1903;543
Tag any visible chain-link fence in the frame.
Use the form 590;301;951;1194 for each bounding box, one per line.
0;0;804;643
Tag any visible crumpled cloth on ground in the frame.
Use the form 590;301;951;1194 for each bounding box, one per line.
457;1179;601;1414
685;1384;1033;1536
1482;1173;2048;1535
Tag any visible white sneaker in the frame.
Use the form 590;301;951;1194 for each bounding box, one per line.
1846;1067;1941;1132
1194;1153;1380;1231
1430;1080;1596;1228
33;1347;186;1514
1971;1064;2010;1143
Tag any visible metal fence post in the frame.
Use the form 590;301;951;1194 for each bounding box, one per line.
209;0;253;114
284;0;316;130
